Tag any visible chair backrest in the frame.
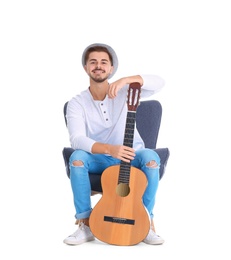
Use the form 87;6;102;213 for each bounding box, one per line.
136;100;162;149
63;99;162;150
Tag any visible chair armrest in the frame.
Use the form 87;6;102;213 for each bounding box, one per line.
154;148;170;180
62;147;74;178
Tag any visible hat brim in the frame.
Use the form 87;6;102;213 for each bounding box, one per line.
82;43;118;79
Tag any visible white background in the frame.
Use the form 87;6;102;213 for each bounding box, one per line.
1;0;230;259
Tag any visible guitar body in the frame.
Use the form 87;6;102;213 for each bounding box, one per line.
89;165;150;246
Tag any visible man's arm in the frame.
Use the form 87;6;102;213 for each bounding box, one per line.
91;142;135;163
107;75;143;99
107;74;164;98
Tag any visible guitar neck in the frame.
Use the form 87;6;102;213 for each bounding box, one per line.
119;110;136;184
118;82;141;185
123;111;136;148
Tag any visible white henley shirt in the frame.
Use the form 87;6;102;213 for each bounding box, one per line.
66;74;165;153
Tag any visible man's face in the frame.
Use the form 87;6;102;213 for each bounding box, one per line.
84;51;114;83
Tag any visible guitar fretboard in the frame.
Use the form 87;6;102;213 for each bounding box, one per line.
118;111;136;185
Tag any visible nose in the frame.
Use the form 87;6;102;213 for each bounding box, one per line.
96;63;101;69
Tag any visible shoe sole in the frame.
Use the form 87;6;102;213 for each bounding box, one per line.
63;237;95;245
143;239;165;245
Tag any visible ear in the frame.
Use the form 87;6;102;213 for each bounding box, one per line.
84;65;87;73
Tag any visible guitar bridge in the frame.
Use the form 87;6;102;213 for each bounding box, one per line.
104;216;135;225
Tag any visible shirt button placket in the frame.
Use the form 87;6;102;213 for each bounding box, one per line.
100;103;109;122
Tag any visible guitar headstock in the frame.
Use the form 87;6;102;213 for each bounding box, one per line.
127;82;141;112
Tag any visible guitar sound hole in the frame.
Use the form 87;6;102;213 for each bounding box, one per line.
116;183;130;197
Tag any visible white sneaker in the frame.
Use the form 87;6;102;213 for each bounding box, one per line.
63;223;95;245
143;229;164;245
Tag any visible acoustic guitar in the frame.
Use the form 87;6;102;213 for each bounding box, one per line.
89;82;150;246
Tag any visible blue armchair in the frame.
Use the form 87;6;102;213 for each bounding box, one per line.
62;100;170;193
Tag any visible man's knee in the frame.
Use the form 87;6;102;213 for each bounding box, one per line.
72;160;84;167
146;160;158;168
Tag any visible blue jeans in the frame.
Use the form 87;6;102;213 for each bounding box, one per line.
69;148;160;220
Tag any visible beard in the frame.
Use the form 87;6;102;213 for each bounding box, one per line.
89;73;110;83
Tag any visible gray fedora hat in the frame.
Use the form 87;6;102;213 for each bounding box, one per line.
82;43;118;79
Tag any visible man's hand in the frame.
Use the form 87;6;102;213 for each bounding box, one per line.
107;78;126;99
92;143;135;162
108;145;135;163
107;75;143;99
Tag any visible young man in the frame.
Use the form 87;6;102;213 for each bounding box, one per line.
63;43;165;245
